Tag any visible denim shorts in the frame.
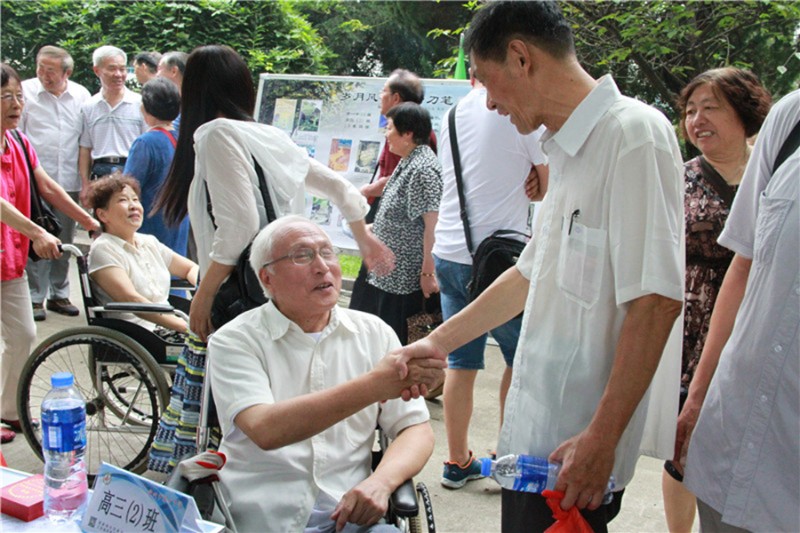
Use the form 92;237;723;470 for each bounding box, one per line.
434;255;521;369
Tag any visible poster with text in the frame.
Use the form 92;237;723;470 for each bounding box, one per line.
256;74;471;250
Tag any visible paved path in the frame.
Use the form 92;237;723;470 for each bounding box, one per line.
2;236;688;531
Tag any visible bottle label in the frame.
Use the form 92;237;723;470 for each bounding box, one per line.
42;405;86;453
512;454;550;493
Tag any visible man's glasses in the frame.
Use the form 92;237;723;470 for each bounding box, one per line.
1;93;24;104
263;246;340;268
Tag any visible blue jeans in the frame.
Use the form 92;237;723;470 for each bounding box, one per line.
434;255;521;369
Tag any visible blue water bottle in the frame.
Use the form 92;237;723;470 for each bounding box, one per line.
480;454;615;503
41;372;88;523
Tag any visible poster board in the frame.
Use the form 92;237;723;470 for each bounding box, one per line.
255;74;471;250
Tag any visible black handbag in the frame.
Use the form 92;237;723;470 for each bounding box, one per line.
11;130;63;262
447;105;528;303
209;157;275;330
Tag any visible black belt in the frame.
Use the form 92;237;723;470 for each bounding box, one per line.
93;156;127;165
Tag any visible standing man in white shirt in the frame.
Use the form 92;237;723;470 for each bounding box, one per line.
78;45;146;206
435;73;548;489
20;45;91;320
396;2;684;530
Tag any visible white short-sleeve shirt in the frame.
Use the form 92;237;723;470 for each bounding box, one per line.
79;88;146;159
209;303;429;532
504;75;684;488
88;232;174;328
434;86;547;265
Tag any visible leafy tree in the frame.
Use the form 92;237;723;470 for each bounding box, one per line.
562;0;800;116
0;0;333;91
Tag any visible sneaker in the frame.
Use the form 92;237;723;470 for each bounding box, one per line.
1;427;15;444
32;302;46;321
442;451;484;489
46;298;80;317
2;418;38;432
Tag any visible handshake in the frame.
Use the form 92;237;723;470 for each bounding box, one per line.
372;337;449;402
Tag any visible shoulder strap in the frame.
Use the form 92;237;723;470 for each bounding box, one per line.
152;127;177;149
205;156;276;230
448;103;475;255
773;119;800;174
10;130;45;220
697;156;735;207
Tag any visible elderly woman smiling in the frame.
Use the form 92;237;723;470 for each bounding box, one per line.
87;174;198;334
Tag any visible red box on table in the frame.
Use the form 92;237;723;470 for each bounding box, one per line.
1;474;45;521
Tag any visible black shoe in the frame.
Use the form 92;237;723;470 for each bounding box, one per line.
46;298;80;317
32;302;46;321
2;418;39;431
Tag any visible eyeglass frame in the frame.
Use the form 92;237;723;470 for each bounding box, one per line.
262;245;341;269
0;93;25;103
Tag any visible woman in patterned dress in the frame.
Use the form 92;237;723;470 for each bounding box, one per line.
663;67;771;533
364;102;442;344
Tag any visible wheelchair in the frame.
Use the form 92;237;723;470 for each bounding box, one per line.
16;243;191;479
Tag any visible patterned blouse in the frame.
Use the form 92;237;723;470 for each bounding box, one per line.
682;156;737;386
368;145;442;294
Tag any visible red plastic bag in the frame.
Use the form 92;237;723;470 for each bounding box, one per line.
542;489;594;533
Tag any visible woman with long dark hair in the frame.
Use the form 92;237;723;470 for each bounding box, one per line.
149;45;391;473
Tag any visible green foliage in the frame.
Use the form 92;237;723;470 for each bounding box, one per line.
1;0;332;90
338;253;362;280
561;1;800;116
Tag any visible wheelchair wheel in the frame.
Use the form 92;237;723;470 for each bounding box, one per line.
17;327;170;478
408;482;435;533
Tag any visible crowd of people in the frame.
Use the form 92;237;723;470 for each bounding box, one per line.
1;1;798;531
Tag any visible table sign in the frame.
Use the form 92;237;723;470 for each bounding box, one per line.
82;463;203;533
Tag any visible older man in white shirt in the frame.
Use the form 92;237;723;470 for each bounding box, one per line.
20;45;91;320
209;216;440;532
78;45;146;206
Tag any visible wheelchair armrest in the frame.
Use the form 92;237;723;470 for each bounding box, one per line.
390;478;418;518
170;279;196;291
103;302;176;314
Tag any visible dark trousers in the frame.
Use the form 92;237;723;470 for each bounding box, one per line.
501;488;624;533
90;162;126;181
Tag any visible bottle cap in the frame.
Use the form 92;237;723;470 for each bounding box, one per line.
50;372;74;388
480;457;493;477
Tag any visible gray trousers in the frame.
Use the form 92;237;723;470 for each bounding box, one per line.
25;191;79;302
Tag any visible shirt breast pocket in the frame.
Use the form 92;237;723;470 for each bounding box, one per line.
753;193;793;268
557;218;607;309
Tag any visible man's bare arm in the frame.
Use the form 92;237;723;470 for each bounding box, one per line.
674;253;751;470
78;146;92;206
550;293;682;510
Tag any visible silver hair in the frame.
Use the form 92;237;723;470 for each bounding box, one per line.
249;215;315;299
37;45;74;73
92;45;126;68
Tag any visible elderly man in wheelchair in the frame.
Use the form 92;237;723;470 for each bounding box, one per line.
207;215;441;532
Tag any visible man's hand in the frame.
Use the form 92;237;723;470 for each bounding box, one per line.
673;395;702;474
79;182;92;208
385;337;448;401
524;165;548;201
420;274;439;298
373;349;446;401
549;428;616;511
331;476;391;531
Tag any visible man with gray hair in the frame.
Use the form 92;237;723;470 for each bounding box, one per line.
78;45;146;206
157;51;187;93
208;215;441;532
20;45;91;320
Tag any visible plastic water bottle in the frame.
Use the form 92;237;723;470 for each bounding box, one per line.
41;372;88;523
480;454;615;504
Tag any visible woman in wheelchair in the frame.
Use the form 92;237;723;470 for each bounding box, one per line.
87;174;198;339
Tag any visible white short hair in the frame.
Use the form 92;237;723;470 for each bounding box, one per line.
249;215;316;298
93;46;126;67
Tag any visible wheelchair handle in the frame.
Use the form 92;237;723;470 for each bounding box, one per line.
59;243;84;257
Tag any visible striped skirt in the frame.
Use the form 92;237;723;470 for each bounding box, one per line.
148;332;219;474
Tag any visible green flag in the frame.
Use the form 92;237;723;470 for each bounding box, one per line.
454;34;467;80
